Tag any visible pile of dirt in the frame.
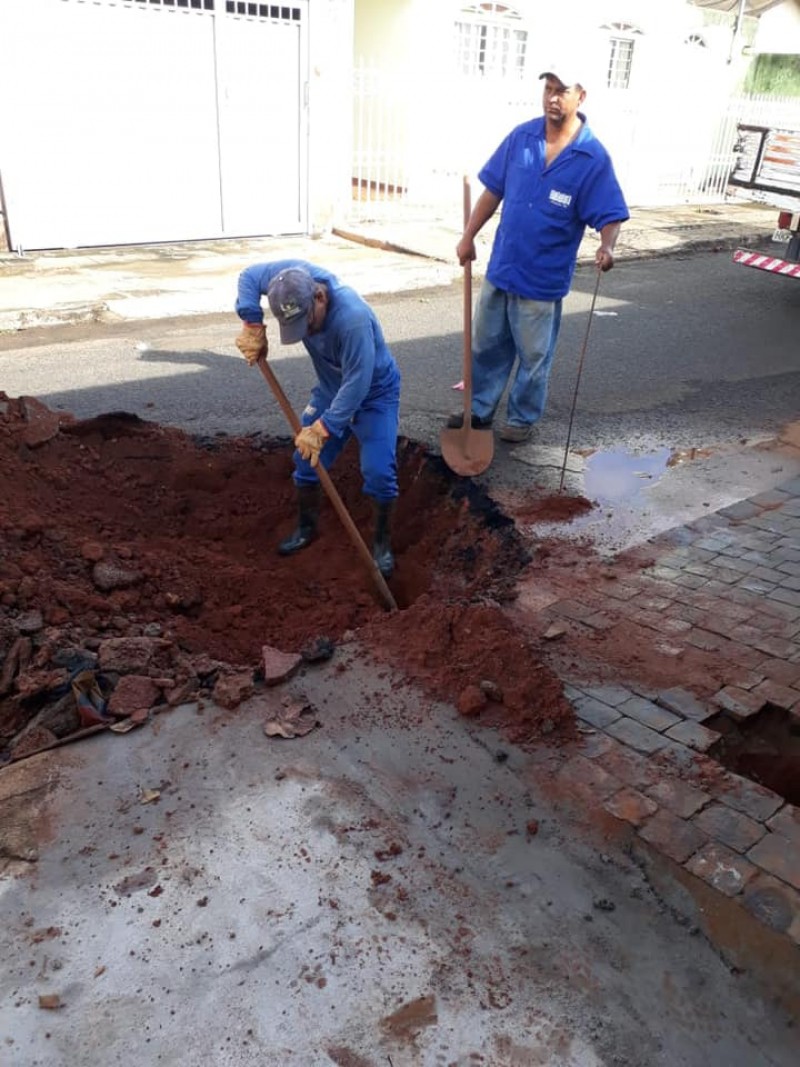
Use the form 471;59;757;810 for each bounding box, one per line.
497;489;594;525
361;597;576;744
0;393;573;757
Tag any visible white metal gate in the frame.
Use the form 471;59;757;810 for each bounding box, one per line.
216;2;308;237
0;0;308;250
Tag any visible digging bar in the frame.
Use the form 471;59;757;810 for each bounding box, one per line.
255;357;398;613
558;268;602;492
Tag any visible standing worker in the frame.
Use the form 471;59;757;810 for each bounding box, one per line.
448;58;629;443
235;260;401;578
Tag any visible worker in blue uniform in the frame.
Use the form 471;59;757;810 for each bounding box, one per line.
235;260;401;578
449;58;629;444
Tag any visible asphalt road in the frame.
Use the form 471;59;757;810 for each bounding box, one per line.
1;250;799;515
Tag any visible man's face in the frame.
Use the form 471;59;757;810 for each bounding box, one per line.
542;76;585;125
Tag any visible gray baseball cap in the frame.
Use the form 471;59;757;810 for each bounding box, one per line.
267;267;316;344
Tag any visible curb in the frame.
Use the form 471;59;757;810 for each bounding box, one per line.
0;229;779;335
0;302;113;335
606;230;775;265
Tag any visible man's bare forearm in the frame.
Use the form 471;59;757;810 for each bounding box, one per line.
457;190;502;264
600;221;622;254
465;190;502;240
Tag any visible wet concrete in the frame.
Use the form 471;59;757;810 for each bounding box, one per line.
509;440;800;555
0;650;797;1066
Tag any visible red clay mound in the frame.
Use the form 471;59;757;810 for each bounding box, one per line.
362;596;575;744
1;393;574;753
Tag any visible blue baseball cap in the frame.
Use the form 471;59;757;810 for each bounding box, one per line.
267;267;316;344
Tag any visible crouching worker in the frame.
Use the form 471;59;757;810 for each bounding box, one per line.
235;260;401;578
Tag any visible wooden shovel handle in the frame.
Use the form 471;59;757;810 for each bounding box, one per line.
255;358;397;613
462;176;473;416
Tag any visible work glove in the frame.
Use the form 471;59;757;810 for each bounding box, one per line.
235;322;268;365
295;419;329;468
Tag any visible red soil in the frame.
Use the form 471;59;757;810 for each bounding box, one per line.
0;394;574;753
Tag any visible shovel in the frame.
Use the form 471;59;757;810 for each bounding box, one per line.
440;176;494;477
255;358;397;613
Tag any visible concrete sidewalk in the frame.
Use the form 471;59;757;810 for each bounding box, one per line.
0;202;778;333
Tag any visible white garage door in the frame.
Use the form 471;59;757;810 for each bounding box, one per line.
0;0;308;250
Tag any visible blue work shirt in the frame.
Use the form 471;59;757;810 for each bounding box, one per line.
479;114;629;301
236;259;400;439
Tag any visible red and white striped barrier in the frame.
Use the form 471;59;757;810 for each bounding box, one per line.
733;248;800;278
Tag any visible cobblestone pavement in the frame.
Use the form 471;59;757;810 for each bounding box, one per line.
513;475;800;951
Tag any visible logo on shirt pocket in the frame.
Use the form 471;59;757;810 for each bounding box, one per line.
548;188;573;208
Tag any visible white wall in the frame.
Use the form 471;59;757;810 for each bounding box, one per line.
355;0;415;64
309;0;356;233
754;1;800;54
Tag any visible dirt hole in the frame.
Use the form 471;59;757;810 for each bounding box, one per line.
1;397;576;758
707;705;800;806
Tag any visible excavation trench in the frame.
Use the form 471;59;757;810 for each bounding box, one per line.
0;396;575;759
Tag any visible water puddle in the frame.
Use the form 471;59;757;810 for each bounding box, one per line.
520;446;689;555
583;447;672;503
513;434;800;555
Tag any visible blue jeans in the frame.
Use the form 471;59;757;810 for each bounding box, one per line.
471;280;563;428
293;386;400;502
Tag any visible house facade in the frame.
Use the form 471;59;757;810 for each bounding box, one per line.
351;0;760;210
0;0;793;251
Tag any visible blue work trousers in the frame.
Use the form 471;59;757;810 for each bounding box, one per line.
471;280;563;428
293;386;400;502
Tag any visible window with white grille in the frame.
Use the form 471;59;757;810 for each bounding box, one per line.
455;3;527;79
601;20;641;90
607;37;634;88
685;33;707;48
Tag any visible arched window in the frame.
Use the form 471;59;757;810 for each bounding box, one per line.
685;33;708;48
600;20;643;89
455;3;527;79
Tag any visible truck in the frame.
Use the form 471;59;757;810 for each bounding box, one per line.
727;123;800;279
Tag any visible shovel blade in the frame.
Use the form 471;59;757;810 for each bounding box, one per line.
440;425;494;477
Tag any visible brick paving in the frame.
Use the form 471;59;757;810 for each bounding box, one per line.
536;475;800;949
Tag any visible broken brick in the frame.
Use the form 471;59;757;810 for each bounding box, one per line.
108;675;160;718
212;671;254;710
261;645;302;687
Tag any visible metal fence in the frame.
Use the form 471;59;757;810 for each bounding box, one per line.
348;62;798;221
642;92;800;206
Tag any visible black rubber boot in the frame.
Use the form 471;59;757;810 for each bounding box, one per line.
372;500;396;579
278;485;320;556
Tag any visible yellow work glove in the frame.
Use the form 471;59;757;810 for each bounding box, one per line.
294;419;329;468
235;323;268;365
